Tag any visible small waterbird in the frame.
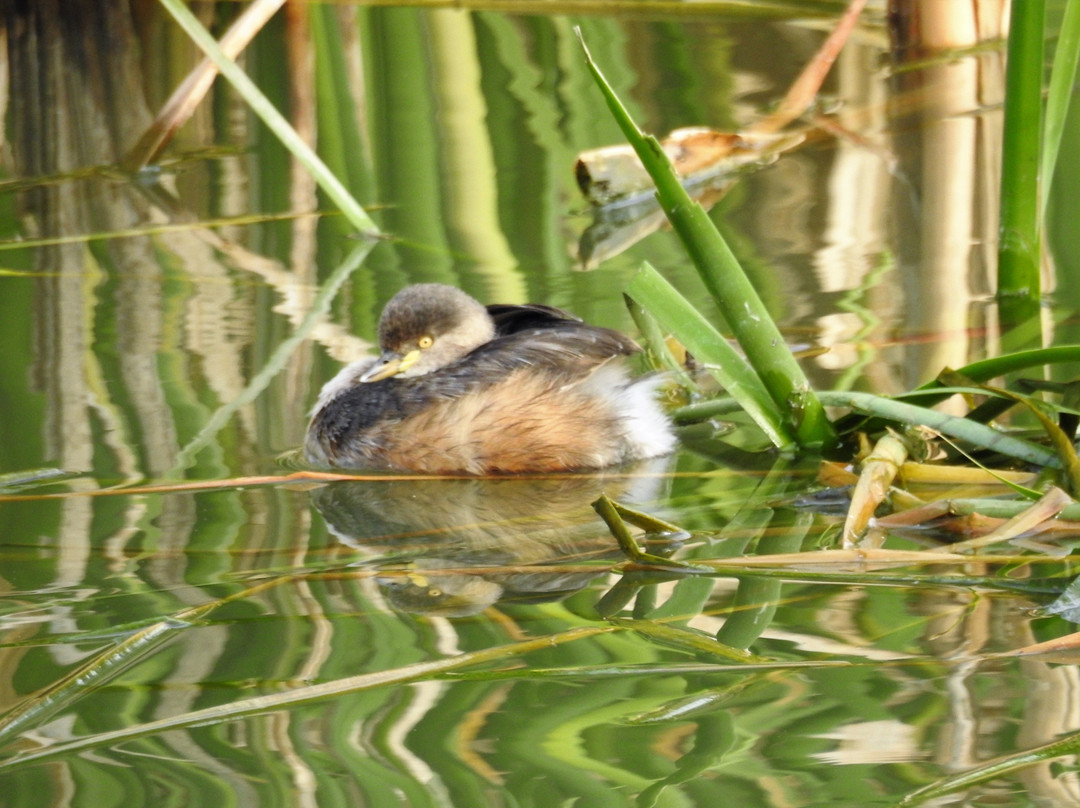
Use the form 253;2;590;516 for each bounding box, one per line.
304;283;675;474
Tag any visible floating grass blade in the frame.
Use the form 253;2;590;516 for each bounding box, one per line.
0;467;77;492
937;485;1074;554
593;494;709;571
0;625;615;771
577;29;835;449
899;727;1080;805
906;497;1080;521
608;617;766;663
0;571;327;746
156;0;378;235
998;0;1045;302
605;497;687;535
0;619;183;746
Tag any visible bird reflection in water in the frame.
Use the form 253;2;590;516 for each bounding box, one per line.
309;459;672;617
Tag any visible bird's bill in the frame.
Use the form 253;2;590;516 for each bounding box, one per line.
359;349;421;382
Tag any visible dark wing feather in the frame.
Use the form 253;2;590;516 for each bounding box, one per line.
484;302;639;365
486;303;582;334
461;318;639;378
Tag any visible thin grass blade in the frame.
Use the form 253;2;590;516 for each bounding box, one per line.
156;0;378;235
1042;0;1080;209
0;626;615;771
899;728;1080;805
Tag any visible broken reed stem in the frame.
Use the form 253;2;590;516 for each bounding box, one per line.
126;0;287;170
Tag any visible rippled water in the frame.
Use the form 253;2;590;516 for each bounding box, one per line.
1;2;1078;806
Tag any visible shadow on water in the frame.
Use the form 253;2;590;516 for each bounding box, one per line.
1;0;1080;806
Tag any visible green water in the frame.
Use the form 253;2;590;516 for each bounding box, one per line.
1;2;1079;806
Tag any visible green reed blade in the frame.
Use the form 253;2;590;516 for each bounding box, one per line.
608;617;767;663
624;294;699;391
627;263;795;448
577;29;835;449
819;390;1059;467
901;345;1080;407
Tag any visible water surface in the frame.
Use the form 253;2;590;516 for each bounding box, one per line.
1;2;1079;806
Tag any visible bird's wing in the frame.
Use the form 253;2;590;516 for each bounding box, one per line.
486;303;581;334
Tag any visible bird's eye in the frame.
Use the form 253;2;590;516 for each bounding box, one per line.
418;335;434;349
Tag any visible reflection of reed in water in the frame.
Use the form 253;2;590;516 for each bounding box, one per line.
310;460;671;616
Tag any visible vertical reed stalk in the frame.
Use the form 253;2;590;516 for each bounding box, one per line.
998;0;1045;303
